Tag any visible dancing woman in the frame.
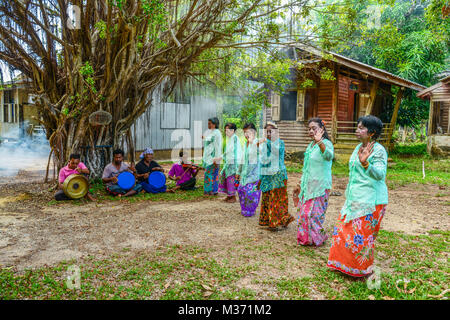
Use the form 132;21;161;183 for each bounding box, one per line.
219;122;243;203
236;123;261;217
327;115;388;277
202;117;223;196
258;122;294;231
294;118;334;246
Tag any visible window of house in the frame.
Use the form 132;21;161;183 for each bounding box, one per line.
4;90;14;103
2;104;8;122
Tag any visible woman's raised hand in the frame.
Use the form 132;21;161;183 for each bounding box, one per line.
314;127;324;143
358;141;375;165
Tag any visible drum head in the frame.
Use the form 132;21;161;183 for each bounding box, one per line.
117;171;135;190
149;171;166;189
63;174;89;199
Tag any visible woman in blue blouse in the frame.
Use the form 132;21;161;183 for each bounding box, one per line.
327;115;388;278
258;122;294;231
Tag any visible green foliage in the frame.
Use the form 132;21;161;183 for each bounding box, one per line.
95;20;107;39
80;61;94;77
391;142;427;155
322;0;450;127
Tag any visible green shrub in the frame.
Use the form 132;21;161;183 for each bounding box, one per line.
391;142;427;155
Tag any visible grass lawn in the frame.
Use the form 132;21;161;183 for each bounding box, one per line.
0;230;448;300
2;155;448;300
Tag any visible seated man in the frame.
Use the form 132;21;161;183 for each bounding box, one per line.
102;149;142;197
135;148;167;193
167;150;200;193
55;153;95;201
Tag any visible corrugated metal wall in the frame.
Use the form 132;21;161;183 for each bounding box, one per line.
132;95;219;151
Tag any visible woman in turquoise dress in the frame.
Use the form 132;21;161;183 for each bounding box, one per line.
202;117;222;195
293;118;334;246
236;123;261;217
258;121;294;231
219;122;243;203
327;115;388;277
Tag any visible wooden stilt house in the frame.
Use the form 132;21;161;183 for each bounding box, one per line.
263;46;426;158
417;75;450;156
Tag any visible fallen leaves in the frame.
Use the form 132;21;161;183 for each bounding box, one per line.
201;284;212;291
427;289;450;299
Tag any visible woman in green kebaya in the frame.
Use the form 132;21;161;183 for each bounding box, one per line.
293;118;334;246
327;115;388;278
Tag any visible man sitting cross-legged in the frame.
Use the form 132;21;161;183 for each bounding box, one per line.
102;149;142;197
135;147;167;193
55;153;95;201
167;150;200;193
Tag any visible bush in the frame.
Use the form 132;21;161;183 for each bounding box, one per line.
391;142;427;155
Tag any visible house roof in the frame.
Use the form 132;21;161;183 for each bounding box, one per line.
293;45;427;92
417;75;450;101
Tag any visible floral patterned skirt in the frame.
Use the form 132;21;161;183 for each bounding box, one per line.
259;180;293;228
204;165;219;194
297;190;330;246
327;205;386;277
219;172;237;196
237;181;261;217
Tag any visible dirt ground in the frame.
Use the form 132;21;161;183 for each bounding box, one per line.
0;163;449;271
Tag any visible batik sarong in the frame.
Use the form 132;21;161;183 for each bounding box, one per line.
237;181;261;217
327;205;386;277
259;180;293;228
219;172;237;196
297;190;330;246
204;164;219;194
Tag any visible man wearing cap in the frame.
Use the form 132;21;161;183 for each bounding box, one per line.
136;147;167;193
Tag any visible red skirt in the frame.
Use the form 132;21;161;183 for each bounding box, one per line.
327;205;386;277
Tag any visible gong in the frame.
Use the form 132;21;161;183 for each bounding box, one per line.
63;174;89;199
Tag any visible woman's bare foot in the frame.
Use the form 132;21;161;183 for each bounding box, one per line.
226;196;236;203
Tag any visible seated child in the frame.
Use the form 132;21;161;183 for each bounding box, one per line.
167;150;200;193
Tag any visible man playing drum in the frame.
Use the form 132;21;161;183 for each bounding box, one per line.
135;147;167;193
102;149;142;197
55;154;95;201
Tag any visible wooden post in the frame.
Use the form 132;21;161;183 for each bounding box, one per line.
427;98;434;136
296;89;305;121
388;88;404;149
331;65;339;143
365;79;379;115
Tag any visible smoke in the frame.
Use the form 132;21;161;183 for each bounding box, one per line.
0;122;51;178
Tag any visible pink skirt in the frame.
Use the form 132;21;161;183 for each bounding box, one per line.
296;190;330;246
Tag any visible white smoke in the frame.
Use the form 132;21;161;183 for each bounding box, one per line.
0;122;51;178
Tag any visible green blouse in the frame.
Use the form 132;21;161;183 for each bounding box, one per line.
202;129;223;167
220;134;243;177
299;139;334;202
341;142;389;223
259;138;288;193
239;139;260;186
